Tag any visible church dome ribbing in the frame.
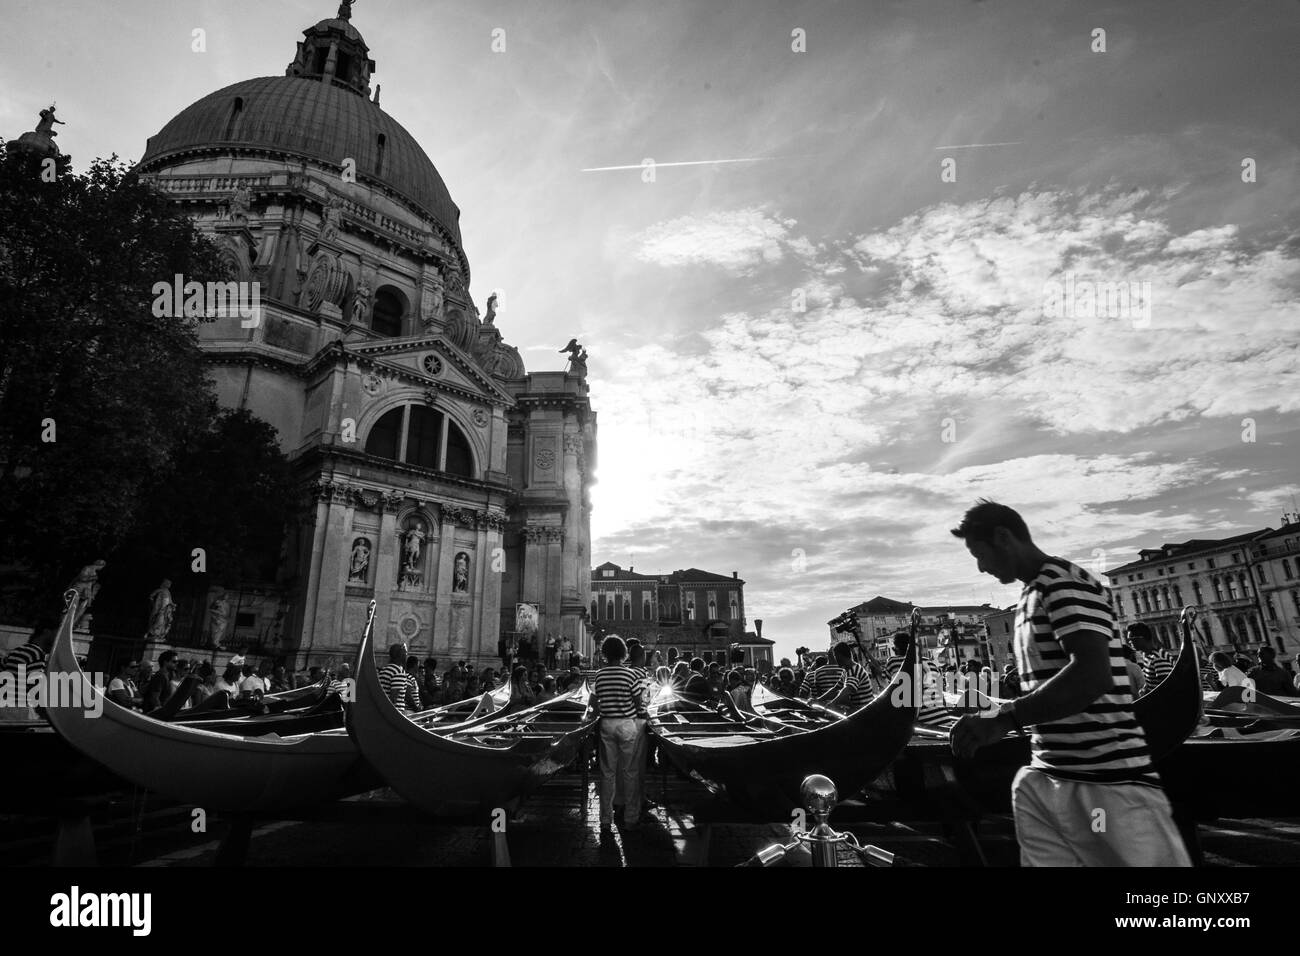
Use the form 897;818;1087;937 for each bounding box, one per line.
137;4;461;246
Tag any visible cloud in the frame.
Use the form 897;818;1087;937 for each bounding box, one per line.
627;207;804;275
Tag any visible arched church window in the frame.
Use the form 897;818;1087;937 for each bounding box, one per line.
623;599;631;619
590;600;598;621
371;287;405;337
376;133;386;176
606;598;615;619
445;420;473;478
686;602;695;622
643;600;651;620
365;407;403;460
406;405;441;469
363;405;477;477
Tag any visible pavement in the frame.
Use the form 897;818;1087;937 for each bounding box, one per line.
3;766;1299;867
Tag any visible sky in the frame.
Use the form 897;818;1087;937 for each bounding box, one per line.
5;0;1299;663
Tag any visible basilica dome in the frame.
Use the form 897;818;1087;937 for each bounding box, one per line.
137;9;461;247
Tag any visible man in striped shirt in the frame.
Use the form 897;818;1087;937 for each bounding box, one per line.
1125;622;1174;694
378;642;422;713
592;635;646;833
949;500;1190;866
885;633;949;726
802;643;874;712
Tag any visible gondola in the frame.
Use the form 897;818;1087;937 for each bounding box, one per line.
347;603;597;816
868;609;1207;819
649;637;918;814
41;590;380;814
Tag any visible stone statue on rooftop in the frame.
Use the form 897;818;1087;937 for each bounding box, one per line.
35;105;65;137
337;1;355;20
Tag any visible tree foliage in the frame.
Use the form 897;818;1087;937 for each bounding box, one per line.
0;143;292;628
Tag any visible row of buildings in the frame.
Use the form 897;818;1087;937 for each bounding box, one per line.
836;513;1300;673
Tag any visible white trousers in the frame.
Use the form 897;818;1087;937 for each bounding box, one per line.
1011;766;1192;867
599;717;640;826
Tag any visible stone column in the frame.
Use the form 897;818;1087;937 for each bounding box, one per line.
298;483;333;661
320;490;355;657
434;507;457;654
371;491;404;645
562;432;582;605
477;520;505;662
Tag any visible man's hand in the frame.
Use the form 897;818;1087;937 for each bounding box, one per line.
950;713;1012;760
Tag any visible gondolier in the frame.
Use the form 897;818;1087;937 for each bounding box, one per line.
1125;622;1174;695
949;500;1191;867
592;635;646;833
379;642;422;713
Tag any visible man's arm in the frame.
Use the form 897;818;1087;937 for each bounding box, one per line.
1004;633;1114;727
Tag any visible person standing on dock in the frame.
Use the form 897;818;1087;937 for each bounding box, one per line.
949;500;1190;867
1125;622;1173;694
379;642;422;713
591;635;644;834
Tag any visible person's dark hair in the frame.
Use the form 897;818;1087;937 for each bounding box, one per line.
777;667;794;684
1258;646;1276;662
949;499;1031;544
689;657;704;673
242;664;253;677
629;645;646;667
832;642;852;663
601;635;627;662
671;661;690;680
667;647;679;661
726;670;742;686
891;630;911;654
223;664;241;683
1126;621;1153;641
655;665;671;685
425;657;437;668
1210;652;1231;669
542;676;556;690
626;638;641;650
158;650;177;666
813;655;827;669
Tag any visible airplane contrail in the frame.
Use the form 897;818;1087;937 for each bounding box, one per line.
932;141;1024;150
580;157;770;172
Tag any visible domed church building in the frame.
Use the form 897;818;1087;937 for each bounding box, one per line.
135;3;596;667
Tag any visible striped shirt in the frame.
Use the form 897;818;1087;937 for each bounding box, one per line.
1015;558;1156;785
593;664;644;719
799;663;847;699
378;663;422;712
886;655;949;726
1;643;46;677
1141;648;1176;692
843;661;875;710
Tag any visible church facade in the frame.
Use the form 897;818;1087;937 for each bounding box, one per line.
134;7;596;667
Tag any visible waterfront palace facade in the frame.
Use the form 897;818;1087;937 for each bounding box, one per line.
133;7;596;667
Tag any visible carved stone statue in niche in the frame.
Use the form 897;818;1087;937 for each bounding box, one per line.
321;194;343;241
348;536;371;582
351;280;372;326
145;579;176;641
227;181;252;225
207;589;231;647
401;521;426;589
453;551;470;593
420;279;444;329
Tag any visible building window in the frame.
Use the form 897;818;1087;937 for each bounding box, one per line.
1248;616;1262;642
1141;591;1152;613
686;602;695;622
1191;580;1203;604
1173;585;1183;607
1291;590;1300;615
1228;577;1240;600
606;597;615;619
1266;596;1277;622
590;599;598;621
1187;563;1195;570
1130;594;1140;616
1211;578;1224;602
1207;558;1216;569
623;598;631;620
364;405;476;477
643;600;651;620
224;97;244;140
371;287;405;337
602;569;614;578
1231;553;1240;563
1256;565;1267;584
375;133;386;177
1284;559;1295;580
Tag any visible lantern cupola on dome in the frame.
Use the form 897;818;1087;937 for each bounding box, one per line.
285;1;375;98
